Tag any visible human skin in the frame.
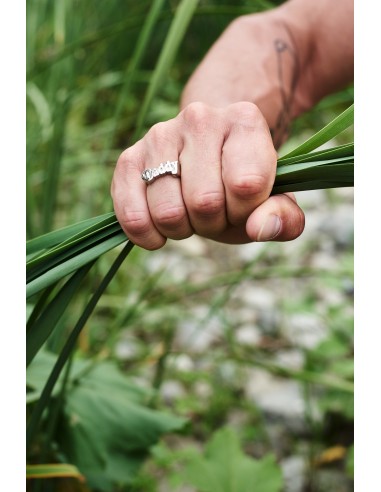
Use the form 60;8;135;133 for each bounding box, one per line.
111;0;353;250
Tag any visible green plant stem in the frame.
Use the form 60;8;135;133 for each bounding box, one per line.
151;323;175;406
145;265;352;306
230;353;354;393
26;283;57;333
133;0;200;140
26;264;93;367
26;242;133;448
102;0;166;164
40;355;74;465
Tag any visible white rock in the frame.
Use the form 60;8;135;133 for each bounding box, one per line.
244;368;305;419
310;251;339;270
114;338;140;360
235;324;261;347
235;284;276;311
281;455;306;492
168;353;194;372
236;241;267;263
318;206;354;248
160;380;186;403
274;349;305;371
283;313;327;349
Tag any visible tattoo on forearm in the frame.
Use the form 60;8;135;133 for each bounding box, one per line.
269;31;300;148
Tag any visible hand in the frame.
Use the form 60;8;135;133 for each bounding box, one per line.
111;102;305;250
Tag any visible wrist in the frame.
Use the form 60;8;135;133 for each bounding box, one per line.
272;0;354;106
238;5;317;118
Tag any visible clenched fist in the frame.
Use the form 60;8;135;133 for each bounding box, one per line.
111;102;305;250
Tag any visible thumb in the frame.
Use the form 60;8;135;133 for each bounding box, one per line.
246;193;305;242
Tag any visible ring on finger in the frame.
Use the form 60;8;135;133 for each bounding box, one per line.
141;160;181;184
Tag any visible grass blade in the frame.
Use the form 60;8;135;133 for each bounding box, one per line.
280;104;354;159
102;0;166;163
133;0;200;140
26;263;93;367
278;143;354;166
26;242;134;447
27;222;121;282
26;213;115;256
26;463;84;482
26;233;128;299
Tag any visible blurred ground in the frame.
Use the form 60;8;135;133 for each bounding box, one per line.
112;187;354;491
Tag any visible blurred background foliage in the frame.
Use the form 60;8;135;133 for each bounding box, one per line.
26;1;354;491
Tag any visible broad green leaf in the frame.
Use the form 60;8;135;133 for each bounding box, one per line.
56;361;186;489
180;427;283;492
27;352;185;487
27;350;153;409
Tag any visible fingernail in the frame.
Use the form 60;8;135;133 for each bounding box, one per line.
257;214;281;241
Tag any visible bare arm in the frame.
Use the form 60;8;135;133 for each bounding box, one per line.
181;0;354;147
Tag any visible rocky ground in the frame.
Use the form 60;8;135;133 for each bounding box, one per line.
115;187;354;492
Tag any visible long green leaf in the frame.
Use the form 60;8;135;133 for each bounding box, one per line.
273;161;353;194
26;263;93;367
26;233;127;299
280;104;354;159
133;0;200;139
26;213;115;256
102;0;166;164
278;143;354;166
27;222;121;282
26;242;134;447
26;463;84;481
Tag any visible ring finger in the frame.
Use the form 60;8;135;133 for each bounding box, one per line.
145;122;193;240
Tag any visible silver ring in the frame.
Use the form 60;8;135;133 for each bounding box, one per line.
141;160;180;184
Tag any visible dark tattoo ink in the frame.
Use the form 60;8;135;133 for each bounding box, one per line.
269;30;300;148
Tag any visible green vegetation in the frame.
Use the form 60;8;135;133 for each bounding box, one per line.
26;1;354;491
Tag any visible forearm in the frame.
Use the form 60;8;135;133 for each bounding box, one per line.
180;0;353;147
278;0;354;103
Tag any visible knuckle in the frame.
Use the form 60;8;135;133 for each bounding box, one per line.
231;101;260;118
117;147;136;166
146;122;173;149
230;101;262;130
115;147;140;175
190;191;225;216
182;102;212;133
229;172;269;198
154;205;187;228
121;209;151;237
